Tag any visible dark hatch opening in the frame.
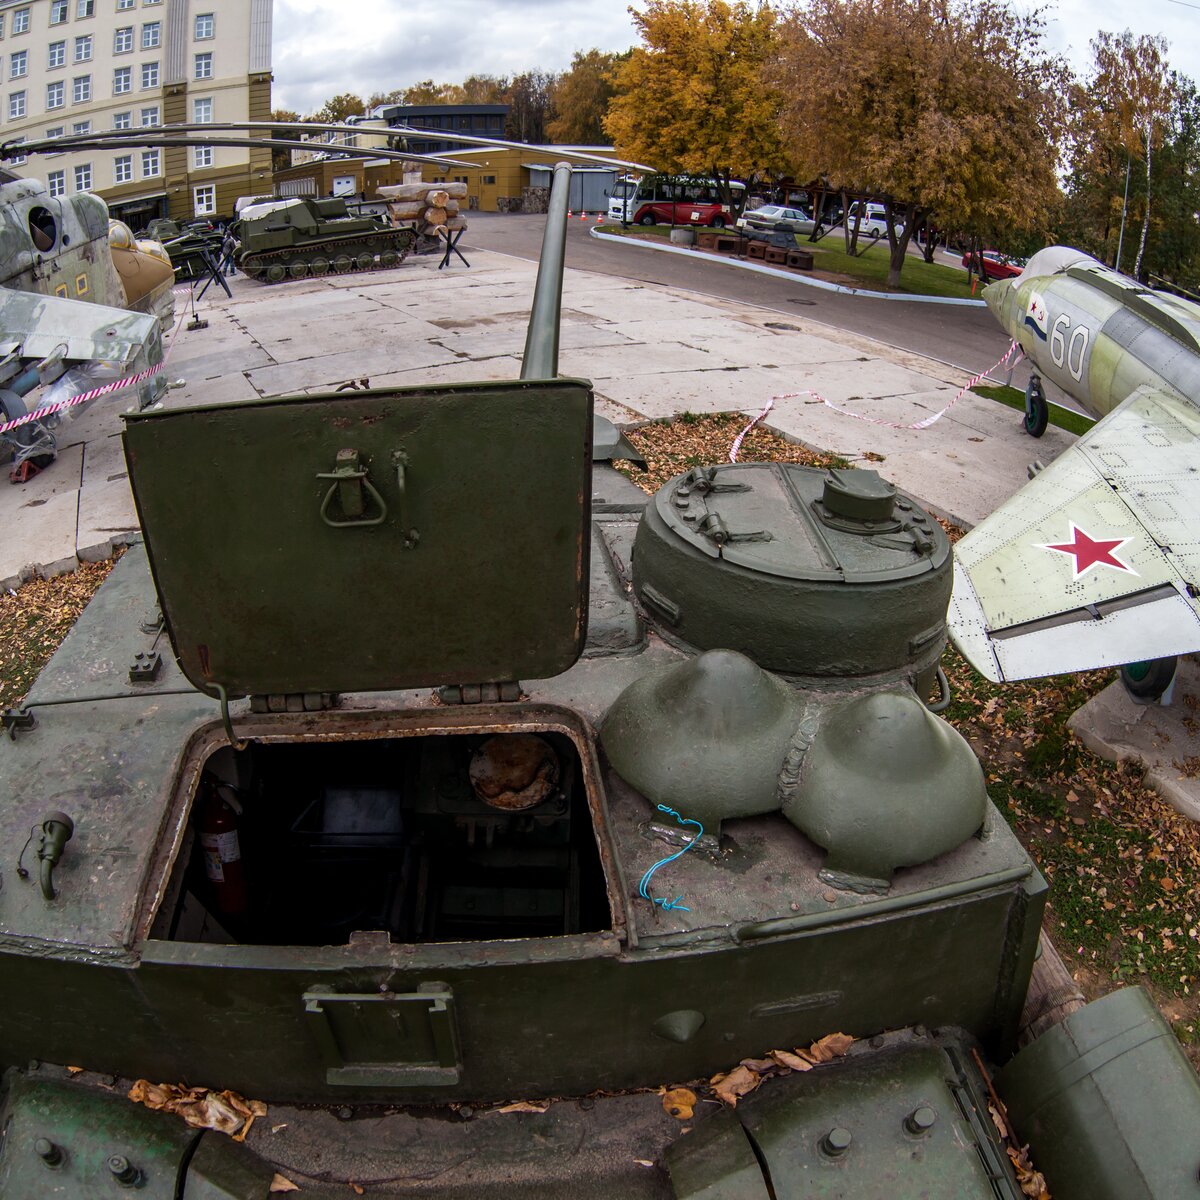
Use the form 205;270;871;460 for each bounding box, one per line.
152;731;613;947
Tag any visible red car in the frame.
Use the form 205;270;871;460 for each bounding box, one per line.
961;250;1025;281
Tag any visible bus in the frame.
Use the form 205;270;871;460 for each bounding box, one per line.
607;175;747;228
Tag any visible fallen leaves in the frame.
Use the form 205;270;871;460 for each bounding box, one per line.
496;1100;550;1114
661;1087;696;1119
128;1079;267;1142
269;1175;300;1193
708;1032;854;1108
988;1102;1050;1200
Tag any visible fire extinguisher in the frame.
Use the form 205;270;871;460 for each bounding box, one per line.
198;782;247;917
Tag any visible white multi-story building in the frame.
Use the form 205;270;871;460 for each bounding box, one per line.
0;0;272;226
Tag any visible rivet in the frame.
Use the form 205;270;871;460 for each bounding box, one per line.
821;1127;852;1157
905;1105;937;1135
34;1137;64;1167
336;1106;353;1121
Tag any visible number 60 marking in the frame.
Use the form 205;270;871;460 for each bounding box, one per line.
1049;313;1089;382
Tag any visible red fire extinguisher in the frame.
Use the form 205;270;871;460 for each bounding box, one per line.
198;783;247;917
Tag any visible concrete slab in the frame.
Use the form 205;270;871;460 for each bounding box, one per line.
2;483;79;587
76;476;139;563
1069;660;1200;822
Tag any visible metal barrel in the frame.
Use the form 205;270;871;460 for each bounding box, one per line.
521;161;573;380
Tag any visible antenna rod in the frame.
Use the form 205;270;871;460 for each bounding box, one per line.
521;162;572;381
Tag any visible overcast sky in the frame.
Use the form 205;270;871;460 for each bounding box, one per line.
272;0;1200;119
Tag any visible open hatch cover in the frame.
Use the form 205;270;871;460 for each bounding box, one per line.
124;379;593;699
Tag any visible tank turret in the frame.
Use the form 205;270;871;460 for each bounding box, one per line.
0;162;1197;1200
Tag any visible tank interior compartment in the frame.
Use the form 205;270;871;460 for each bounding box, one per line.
151;730;613;947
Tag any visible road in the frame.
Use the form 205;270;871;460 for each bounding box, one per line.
460;212;1036;391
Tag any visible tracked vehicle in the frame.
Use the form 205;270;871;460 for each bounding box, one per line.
142;218;224;281
235;196;415;283
1;165;1198;1199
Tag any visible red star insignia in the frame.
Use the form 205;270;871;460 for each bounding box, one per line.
1040;523;1136;578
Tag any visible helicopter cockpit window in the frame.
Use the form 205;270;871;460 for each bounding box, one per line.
28;206;58;253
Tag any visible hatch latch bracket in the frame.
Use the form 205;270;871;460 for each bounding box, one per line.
317;448;388;528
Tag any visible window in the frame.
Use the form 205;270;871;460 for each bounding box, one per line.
72;74;90;102
113;66;130;93
117;0;134;8
74;162;92;191
46;81;64;108
140;60;157;87
141;21;159;48
12;10;29;35
113;26;131;52
50;0;68;22
9;137;25;165
48;40;65;67
482;175;496;185
192;96;211;122
10;50;26;77
194;12;213;38
76;0;95;16
0;16;5;38
193;184;215;215
193;52;211;79
73;35;92;61
48;170;65;198
141;148;159;176
112;110;130;128
139;104;158;125
8;90;25;118
143;0;161;6
71;119;90;134
113;154;132;183
193;145;212;168
45;125;63;139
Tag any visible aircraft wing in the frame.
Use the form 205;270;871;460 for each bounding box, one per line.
949;384;1200;681
0;287;161;366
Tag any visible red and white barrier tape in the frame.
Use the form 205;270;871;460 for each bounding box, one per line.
730;340;1022;459
0;300;191;437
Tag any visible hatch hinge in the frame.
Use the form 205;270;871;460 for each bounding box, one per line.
249;693;341;713
437;682;522;705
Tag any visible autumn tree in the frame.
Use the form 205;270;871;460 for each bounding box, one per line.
604;0;785;208
547;50;628;145
367;88;408;110
1081;32;1178;279
775;0;1067;287
269;107;300;173
309;92;366;123
505;71;557;142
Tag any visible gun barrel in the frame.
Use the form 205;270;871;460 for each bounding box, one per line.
520;162;573;381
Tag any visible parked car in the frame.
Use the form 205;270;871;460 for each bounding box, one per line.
961;250;1026;281
843;202;901;239
736;204;815;235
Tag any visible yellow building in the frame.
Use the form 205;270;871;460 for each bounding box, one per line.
1;0;272;227
273;144;619;214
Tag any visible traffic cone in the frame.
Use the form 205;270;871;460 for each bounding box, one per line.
594;212;602;221
580;210;588;219
567;209;573;218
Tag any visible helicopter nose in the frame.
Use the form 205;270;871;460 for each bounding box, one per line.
983;277;1016;331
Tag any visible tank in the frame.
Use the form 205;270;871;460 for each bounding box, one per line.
142;217;224;280
1;164;1198;1200
234;196;416;283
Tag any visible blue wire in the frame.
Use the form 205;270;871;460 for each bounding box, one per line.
639;804;704;912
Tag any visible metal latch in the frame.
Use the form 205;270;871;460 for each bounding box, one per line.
317;448;387;528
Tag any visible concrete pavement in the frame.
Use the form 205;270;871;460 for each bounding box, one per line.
1;244;1070;588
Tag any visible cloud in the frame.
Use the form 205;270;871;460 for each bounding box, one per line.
270;0;1200;115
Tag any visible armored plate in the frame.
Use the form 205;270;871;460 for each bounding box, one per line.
124;379;593;698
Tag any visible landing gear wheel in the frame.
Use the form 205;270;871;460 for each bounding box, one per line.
1120;657;1179;703
1023;376;1048;438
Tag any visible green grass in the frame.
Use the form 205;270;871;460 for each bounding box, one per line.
599;223;979;299
971;383;1096;436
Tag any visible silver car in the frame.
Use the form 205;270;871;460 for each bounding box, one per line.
735;204;815;235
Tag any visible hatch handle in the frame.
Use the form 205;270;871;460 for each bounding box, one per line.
391;448;420;549
317;448;388;528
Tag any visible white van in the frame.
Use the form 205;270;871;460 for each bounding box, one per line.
845;202;896;238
